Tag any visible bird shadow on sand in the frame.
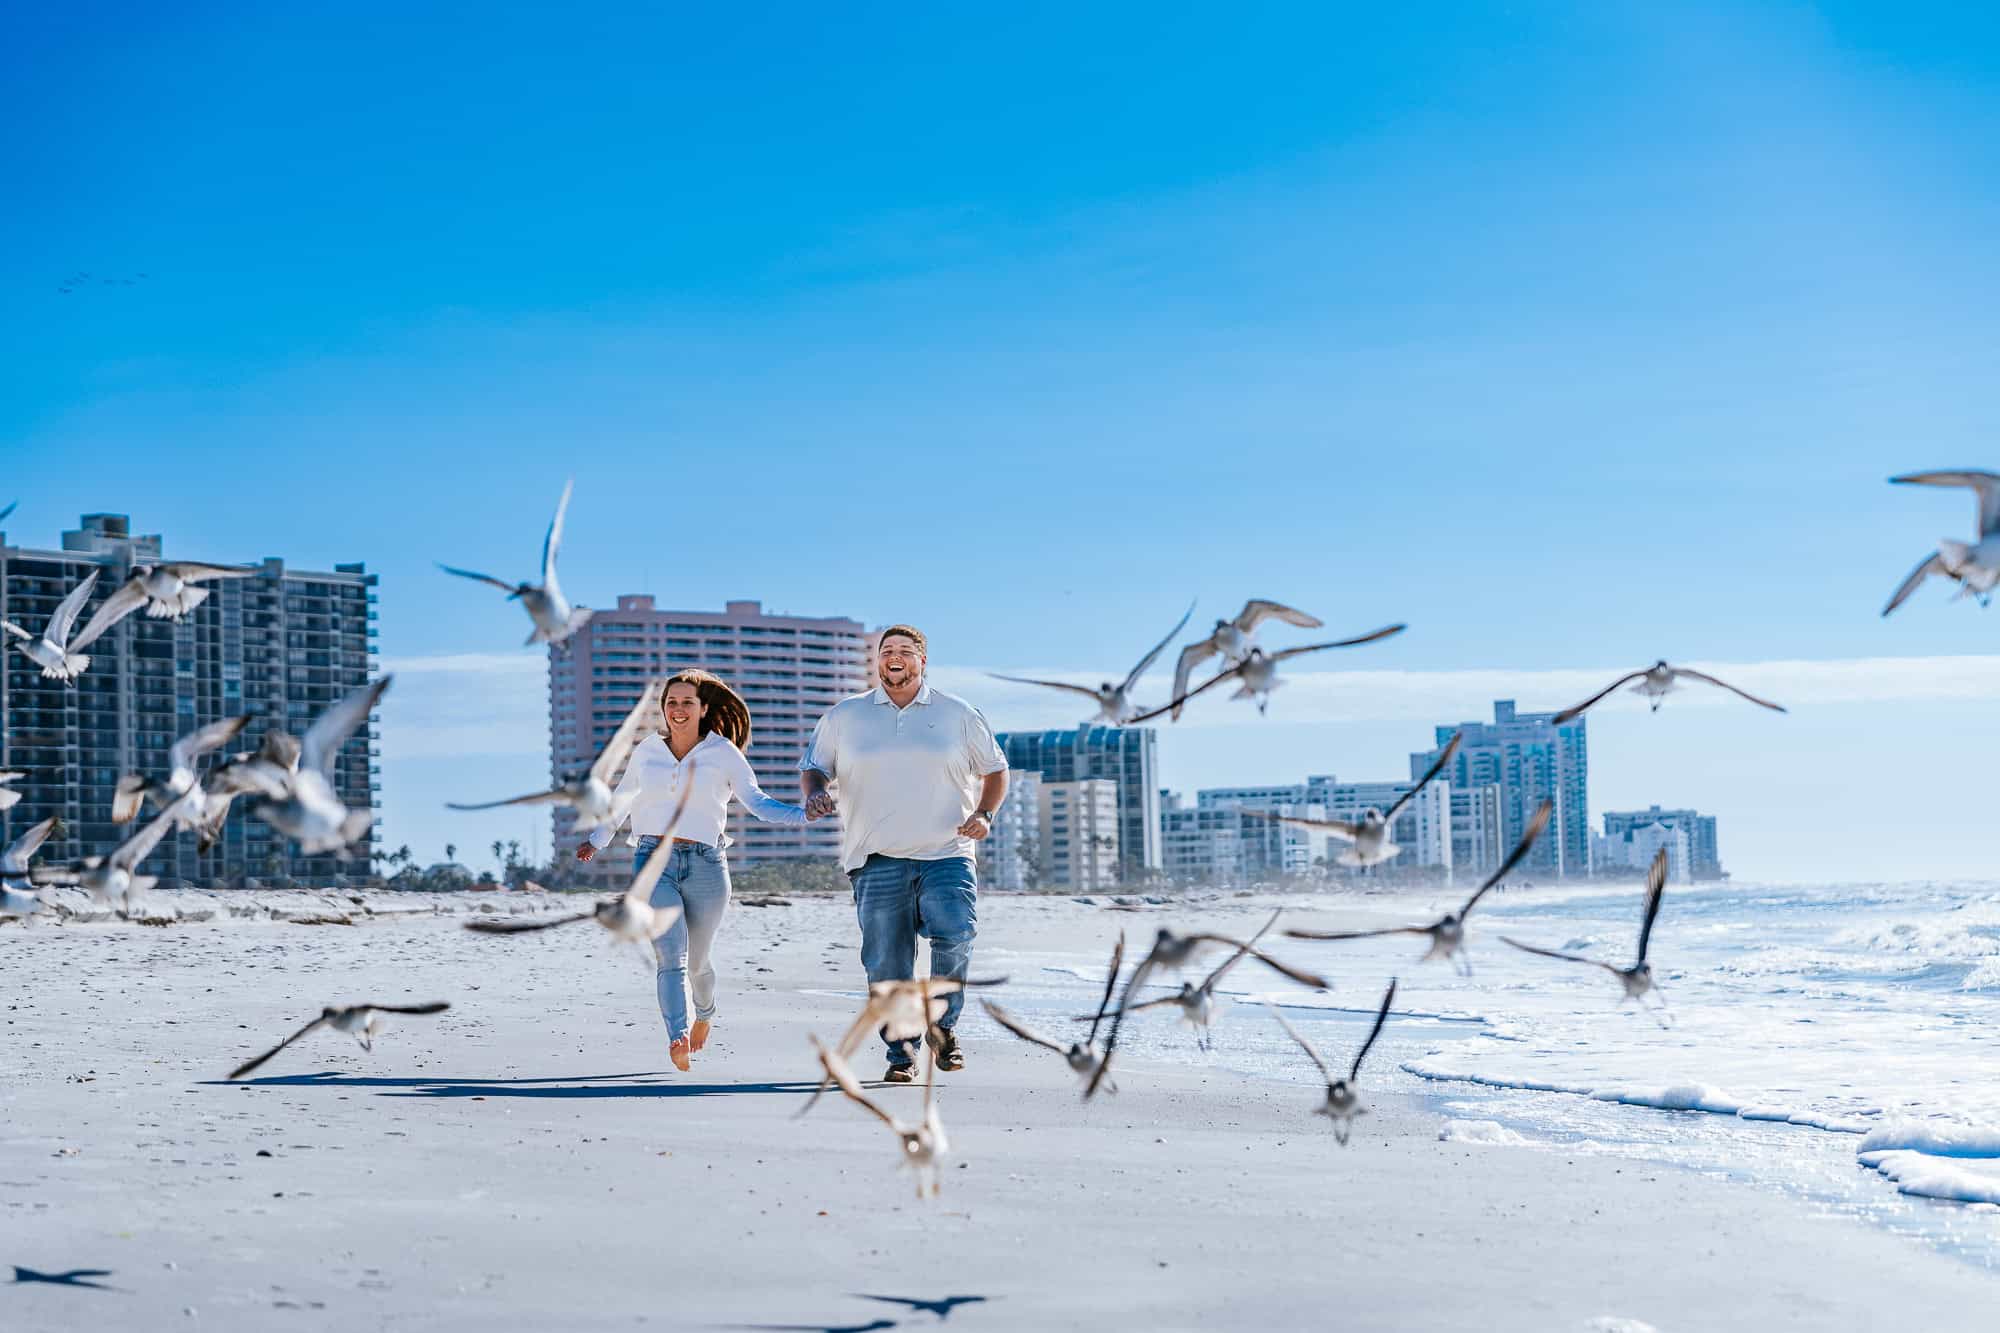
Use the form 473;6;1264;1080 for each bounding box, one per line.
719;1294;993;1331
11;1266;119;1291
197;1070;825;1100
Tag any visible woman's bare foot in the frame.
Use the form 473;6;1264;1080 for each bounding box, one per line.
670;1039;691;1072
690;1019;711;1053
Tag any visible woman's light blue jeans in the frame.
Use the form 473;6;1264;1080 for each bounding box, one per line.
634;837;732;1043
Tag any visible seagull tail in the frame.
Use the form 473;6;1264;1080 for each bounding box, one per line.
149;587;209;618
45;652;90;681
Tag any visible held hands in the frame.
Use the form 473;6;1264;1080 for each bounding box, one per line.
956;812;993;841
574;843;596;862
804;791;838;821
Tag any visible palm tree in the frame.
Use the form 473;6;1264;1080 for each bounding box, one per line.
444;842;457;866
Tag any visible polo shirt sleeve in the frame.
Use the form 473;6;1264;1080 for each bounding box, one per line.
962;703;1008;777
800;706;839;779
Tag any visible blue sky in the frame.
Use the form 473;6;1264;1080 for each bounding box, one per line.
5;3;2000;878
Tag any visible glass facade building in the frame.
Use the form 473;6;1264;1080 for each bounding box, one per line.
1415;699;1589;878
994;725;1160;881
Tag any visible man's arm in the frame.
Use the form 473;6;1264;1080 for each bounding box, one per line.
957;770;1009;840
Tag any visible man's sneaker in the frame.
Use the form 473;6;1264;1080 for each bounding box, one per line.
883;1061;917;1084
929;1028;964;1072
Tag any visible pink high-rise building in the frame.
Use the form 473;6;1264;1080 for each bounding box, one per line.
548;597;870;883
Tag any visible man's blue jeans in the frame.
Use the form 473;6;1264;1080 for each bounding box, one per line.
850;854;978;1066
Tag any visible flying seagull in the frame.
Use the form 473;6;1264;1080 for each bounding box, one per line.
50;791;200;915
1883;469;2000;615
439;477;593;645
112;715;249;827
1285;800;1554;975
0;500;15;523
2;569;99;683
446;679;660;833
228;1001;451;1080
1128;623;1408;722
1550;662;1786;726
0;815;58;919
980;934;1124;1093
1249;733;1462;868
195;730;303;850
798;976;1008;1114
70;562;258;650
809;1015;951;1199
464;767;697;954
1086;923;1329;1097
1094;909;1286;1052
1503;846;1672;1024
1265;977;1398;1145
1169;599;1323;720
252;677;391;855
989;601;1194;725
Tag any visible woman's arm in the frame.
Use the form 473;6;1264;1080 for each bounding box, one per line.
722;741;808;826
586;738;652;849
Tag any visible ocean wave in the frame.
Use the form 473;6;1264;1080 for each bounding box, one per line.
1439;1118;1531;1146
1832;917;2000;961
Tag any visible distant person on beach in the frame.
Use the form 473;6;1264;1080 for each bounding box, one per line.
799;625;1009;1081
577;670;810;1071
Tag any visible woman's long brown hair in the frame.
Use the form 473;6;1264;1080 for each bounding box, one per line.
662;669;751;750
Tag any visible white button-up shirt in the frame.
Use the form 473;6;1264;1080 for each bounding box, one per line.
800;682;1008;872
590;731;805;849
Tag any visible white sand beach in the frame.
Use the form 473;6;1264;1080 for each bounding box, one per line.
5;889;1996;1332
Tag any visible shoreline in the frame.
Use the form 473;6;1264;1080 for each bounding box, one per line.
5;887;1996;1330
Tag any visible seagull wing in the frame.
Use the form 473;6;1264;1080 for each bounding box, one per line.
161;562;258;584
1385;733;1462;821
1203;909;1281;987
1671;667;1786;714
1500;936;1612;970
589;680;664;785
1168;638;1220;720
1263;1002;1334;1084
542;478;574;591
1348;977;1397;1081
1891;469;2000;538
809;1035;901;1131
986;673;1101;702
1087;947;1162;1098
1244;809;1362;840
1086;932;1126;1046
1124;660;1242;725
445;790;569;811
1243;945;1329;989
464;911;594;934
228;1015;328;1080
1636;846;1669;964
1268;623;1408;661
979;1000;1066;1056
67;575;145;651
1459;799;1554;918
110;792;195;871
169;715;250;775
0;621;30;641
1550;671;1647;726
365;1001;452;1016
301;676;392;775
1121;599;1197;693
44;570;101;647
1285;924;1429;942
1882;552;1947;617
437;563;518;594
1102;995;1184;1017
1234;599;1324;633
1;815;57;874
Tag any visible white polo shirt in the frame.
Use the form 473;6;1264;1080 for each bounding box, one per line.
800;682;1008;872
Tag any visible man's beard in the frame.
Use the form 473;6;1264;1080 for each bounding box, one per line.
879;666;921;691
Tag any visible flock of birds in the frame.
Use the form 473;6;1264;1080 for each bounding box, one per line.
1;467;1993;1195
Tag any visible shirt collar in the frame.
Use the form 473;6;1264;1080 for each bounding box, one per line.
870;680;935;708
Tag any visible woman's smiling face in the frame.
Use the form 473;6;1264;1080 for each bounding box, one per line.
663;681;706;731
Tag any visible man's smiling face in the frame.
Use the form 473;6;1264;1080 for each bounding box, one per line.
877;634;924;691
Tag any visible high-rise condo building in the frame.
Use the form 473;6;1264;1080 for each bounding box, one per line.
1161;789;1317;884
977;769;1042;891
549;597;869;885
1600;805;1722;881
0;513;380;886
1415;700;1589;877
1040;778;1121;890
995;726;1159;881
